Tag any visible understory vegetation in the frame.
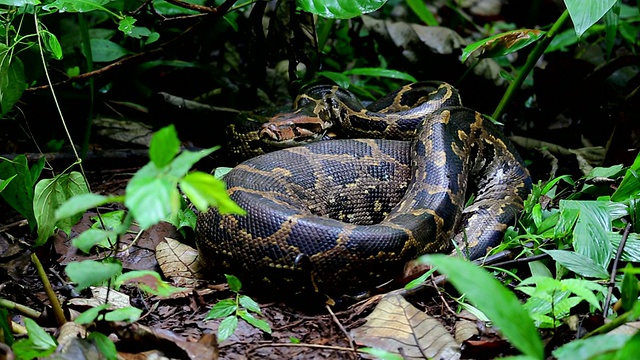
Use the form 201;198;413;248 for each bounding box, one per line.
1;0;639;359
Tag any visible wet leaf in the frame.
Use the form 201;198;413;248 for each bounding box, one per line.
297;0;387;19
462;29;546;62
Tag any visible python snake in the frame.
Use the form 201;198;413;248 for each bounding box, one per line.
196;81;532;297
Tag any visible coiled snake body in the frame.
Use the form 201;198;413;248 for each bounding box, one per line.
196;82;532;297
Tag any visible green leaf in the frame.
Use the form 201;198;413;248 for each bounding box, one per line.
613;331;640;360
43;0;109;12
317;71;351;88
149;125;180;168
421;255;544;359
462;29;546;62
358;348;404;360
104;307;142;322
167;147;217;179
621;263;639;312
23;317;56;350
118;15;137;35
238;310;272;334
226;274;242;292
0;0;40;5
75;304;110;324
239;295;261;314
66;260;122;291
40;30;62;60
217;315;238;342
563;0;617;37
87;39;130;62
297;0;388;19
542;249;609;279
0;156;44;230
342;67;417;82
179;171;245;214
87;332;118;360
560;279;605;310
115;270;186;297
125;163;181;230
72;228;116;253
553;333;630;359
55;193;118;220
559;200;613;267
205;299;237;319
90;210;126;231
34;171;90;246
612;153;640;202
406;0;438;26
0;44;26;116
0;174;16;193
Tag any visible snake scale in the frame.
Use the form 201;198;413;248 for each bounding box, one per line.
196;81;532;298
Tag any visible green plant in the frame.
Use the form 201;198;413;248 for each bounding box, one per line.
205;274;272;342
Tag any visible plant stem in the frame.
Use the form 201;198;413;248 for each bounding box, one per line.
491;9;570;120
31;253;67;326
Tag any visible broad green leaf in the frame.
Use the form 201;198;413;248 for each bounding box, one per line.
342;68;417;82
462;29;545;62
179;171;245;214
167;147;218;178
553;333;630;360
205;299;237;319
239;295;261;314
104;307;142;322
611;232;640;262
0;45;26;116
115;270;186;297
43;0;109;12
24;317;56;350
214;167;233;179
149;125;180;168
612;153;640;202
604;2;620;59
40;30;62;59
34;171;89;246
621;263;639;312
561;279;605;310
238;310;272;334
125;163;180;229
66;260;122;291
613;331;640;360
421;255;544;359
559;200;613;267
218;315;238;342
226;274;242;292
563;0;617;37
75;304;110;324
55;193;117;220
0;174;16;192
297;0;388;19
87;39;130;62
542;249;609;279
586;164;625;179
90;210;126;231
87;332;117;360
72;228;116;253
0;156;44;230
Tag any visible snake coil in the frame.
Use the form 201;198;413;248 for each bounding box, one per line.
196;82;532;297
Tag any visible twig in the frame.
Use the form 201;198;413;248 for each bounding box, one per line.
603;222;633;316
164;0;236;15
326;304;355;350
246;342;356;356
0;298;43;319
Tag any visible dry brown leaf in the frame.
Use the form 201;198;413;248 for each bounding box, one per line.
350;293;461;360
454;310;480;344
458;0;504;16
156;237;205;288
67;286;130;310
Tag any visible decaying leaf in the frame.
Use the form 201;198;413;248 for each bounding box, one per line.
156;237;205;288
350;293;461;359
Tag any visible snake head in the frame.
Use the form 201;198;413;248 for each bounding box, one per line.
260;111;329;147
